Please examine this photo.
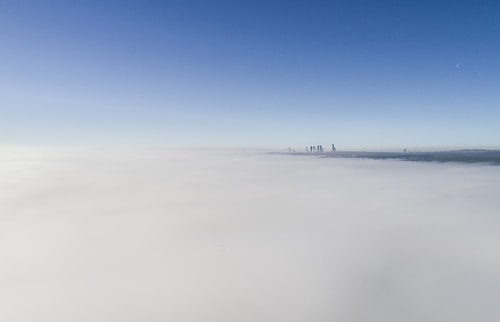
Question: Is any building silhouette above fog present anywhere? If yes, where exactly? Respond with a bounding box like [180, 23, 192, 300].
[287, 142, 338, 154]
[297, 143, 337, 153]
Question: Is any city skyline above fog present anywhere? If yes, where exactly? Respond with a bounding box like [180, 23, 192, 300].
[1, 1, 499, 149]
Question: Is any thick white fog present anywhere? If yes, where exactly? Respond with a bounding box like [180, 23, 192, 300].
[1, 147, 500, 322]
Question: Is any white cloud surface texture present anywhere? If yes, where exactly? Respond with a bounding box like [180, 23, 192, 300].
[1, 147, 500, 322]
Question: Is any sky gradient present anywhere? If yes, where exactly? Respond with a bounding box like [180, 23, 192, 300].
[1, 0, 499, 149]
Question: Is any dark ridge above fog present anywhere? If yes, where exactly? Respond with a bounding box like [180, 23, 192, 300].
[275, 149, 500, 165]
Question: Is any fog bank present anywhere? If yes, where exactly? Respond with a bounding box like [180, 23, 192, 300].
[1, 147, 500, 322]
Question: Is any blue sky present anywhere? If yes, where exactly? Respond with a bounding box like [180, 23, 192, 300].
[1, 0, 499, 149]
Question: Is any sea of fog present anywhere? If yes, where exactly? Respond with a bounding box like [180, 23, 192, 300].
[1, 146, 499, 322]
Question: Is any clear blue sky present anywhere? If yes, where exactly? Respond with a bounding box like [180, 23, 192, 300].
[1, 0, 499, 149]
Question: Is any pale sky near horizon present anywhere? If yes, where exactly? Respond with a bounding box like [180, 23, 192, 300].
[1, 0, 499, 149]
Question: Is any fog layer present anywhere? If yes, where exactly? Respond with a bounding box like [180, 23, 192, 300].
[1, 147, 499, 322]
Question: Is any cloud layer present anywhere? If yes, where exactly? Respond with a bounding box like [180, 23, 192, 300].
[1, 147, 500, 322]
